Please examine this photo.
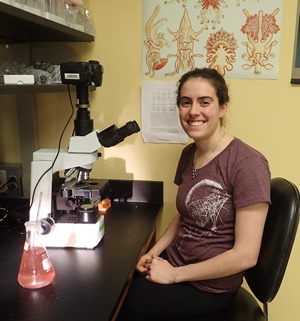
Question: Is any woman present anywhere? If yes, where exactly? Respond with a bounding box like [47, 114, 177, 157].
[117, 68, 271, 321]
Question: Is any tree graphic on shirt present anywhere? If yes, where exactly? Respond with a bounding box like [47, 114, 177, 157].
[177, 179, 230, 250]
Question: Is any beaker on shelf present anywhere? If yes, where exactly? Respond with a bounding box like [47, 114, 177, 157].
[18, 221, 55, 289]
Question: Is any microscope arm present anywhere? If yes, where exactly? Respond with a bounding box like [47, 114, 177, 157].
[29, 131, 101, 221]
[68, 130, 101, 153]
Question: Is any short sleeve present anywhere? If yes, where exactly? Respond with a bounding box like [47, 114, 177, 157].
[174, 143, 195, 186]
[232, 154, 271, 209]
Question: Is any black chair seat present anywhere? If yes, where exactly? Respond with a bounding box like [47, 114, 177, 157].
[225, 287, 265, 321]
[185, 287, 265, 321]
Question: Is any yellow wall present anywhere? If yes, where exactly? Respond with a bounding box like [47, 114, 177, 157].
[13, 1, 300, 320]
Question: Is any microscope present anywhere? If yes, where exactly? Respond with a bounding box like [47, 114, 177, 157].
[29, 60, 140, 249]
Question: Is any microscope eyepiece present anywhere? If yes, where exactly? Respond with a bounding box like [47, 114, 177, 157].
[97, 121, 140, 147]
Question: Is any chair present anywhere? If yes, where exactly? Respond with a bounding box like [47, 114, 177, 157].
[189, 177, 300, 321]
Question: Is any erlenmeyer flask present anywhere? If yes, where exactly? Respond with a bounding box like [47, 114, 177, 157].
[18, 221, 55, 289]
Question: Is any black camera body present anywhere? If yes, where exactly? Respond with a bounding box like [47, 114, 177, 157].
[60, 60, 103, 87]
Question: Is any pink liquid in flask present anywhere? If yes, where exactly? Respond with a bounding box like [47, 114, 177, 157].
[18, 221, 55, 289]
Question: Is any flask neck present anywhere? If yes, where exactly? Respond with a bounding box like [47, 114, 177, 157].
[24, 221, 42, 248]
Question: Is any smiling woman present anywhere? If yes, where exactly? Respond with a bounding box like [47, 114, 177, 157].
[116, 68, 271, 321]
[176, 68, 229, 168]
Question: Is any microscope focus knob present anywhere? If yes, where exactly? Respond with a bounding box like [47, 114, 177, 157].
[40, 217, 55, 235]
[66, 198, 76, 208]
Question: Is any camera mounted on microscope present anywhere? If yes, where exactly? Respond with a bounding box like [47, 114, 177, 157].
[60, 60, 104, 136]
[60, 60, 103, 87]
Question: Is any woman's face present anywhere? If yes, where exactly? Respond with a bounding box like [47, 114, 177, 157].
[178, 77, 227, 142]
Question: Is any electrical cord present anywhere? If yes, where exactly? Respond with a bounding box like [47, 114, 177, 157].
[29, 84, 74, 210]
[0, 176, 18, 193]
[0, 207, 8, 222]
[0, 180, 10, 192]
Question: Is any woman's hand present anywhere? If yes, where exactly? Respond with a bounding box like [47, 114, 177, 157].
[136, 213, 180, 275]
[145, 256, 176, 284]
[136, 253, 154, 274]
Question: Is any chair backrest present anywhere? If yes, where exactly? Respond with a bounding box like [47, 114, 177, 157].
[245, 177, 300, 303]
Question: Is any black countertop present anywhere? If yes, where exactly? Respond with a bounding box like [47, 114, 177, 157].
[0, 180, 163, 321]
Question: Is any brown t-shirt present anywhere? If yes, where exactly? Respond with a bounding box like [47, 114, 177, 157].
[166, 138, 271, 293]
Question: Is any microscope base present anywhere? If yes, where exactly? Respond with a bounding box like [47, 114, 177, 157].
[41, 215, 105, 249]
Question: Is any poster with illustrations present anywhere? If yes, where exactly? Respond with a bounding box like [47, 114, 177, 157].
[142, 0, 283, 79]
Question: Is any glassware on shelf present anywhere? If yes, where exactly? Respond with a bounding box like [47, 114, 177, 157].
[65, 0, 85, 31]
[18, 221, 55, 289]
[22, 0, 42, 15]
[42, 0, 66, 25]
[7, 0, 95, 34]
[10, 0, 24, 9]
[83, 3, 95, 36]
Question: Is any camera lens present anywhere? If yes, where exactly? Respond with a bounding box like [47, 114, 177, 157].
[97, 121, 140, 147]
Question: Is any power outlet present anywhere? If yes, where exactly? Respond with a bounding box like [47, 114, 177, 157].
[0, 169, 8, 192]
[0, 164, 23, 198]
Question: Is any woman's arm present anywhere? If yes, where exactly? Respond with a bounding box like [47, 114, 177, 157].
[136, 213, 180, 273]
[146, 202, 269, 284]
[149, 213, 180, 256]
